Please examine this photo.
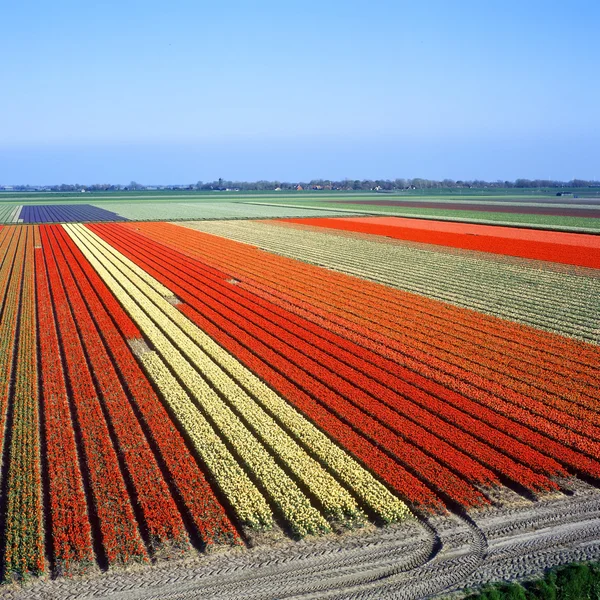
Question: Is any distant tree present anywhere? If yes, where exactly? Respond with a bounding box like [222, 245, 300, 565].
[571, 179, 590, 188]
[514, 179, 534, 188]
[411, 178, 427, 189]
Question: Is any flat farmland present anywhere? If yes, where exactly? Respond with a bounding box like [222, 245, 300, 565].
[2, 189, 600, 231]
[0, 214, 599, 599]
[0, 201, 356, 224]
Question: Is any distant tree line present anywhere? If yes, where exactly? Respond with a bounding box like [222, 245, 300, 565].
[192, 178, 600, 192]
[2, 178, 599, 193]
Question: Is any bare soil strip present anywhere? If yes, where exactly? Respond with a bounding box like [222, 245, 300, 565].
[3, 486, 600, 599]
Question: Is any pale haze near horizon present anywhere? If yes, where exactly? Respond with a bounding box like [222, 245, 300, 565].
[1, 0, 598, 185]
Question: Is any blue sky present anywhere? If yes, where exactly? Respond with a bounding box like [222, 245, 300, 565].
[1, 0, 599, 184]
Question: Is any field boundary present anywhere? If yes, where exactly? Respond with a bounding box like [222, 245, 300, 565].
[243, 202, 600, 234]
[3, 488, 600, 599]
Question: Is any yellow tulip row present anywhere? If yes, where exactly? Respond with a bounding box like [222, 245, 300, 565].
[77, 224, 410, 524]
[72, 226, 369, 523]
[66, 224, 411, 530]
[100, 230, 173, 299]
[140, 350, 273, 529]
[66, 224, 333, 536]
[65, 224, 272, 530]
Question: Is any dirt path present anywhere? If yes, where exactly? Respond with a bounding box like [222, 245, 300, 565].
[4, 485, 600, 599]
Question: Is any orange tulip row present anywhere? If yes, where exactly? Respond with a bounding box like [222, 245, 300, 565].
[114, 222, 600, 498]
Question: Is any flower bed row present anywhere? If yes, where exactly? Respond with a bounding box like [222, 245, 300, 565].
[2, 227, 45, 580]
[106, 222, 600, 483]
[51, 225, 241, 548]
[279, 216, 600, 269]
[41, 226, 148, 566]
[35, 238, 94, 576]
[92, 224, 560, 494]
[42, 225, 187, 551]
[20, 204, 128, 224]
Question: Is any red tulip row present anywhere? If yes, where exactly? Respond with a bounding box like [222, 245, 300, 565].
[2, 227, 45, 580]
[118, 222, 598, 419]
[200, 228, 600, 406]
[41, 225, 187, 551]
[52, 225, 241, 548]
[105, 223, 600, 483]
[127, 221, 600, 378]
[91, 224, 560, 496]
[87, 224, 449, 511]
[36, 239, 95, 575]
[41, 226, 148, 566]
[150, 227, 600, 432]
[280, 216, 600, 269]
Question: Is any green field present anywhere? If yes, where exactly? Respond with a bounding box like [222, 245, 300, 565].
[1, 189, 599, 231]
[1, 187, 599, 204]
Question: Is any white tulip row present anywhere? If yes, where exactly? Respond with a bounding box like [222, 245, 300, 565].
[66, 224, 337, 536]
[72, 224, 410, 524]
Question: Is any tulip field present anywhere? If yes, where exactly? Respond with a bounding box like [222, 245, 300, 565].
[0, 216, 599, 590]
